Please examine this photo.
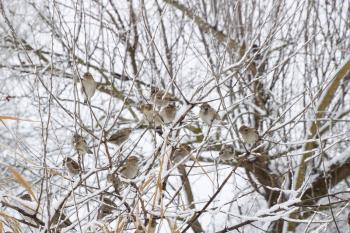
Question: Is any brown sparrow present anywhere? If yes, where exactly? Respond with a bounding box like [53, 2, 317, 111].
[119, 156, 139, 179]
[80, 72, 97, 103]
[199, 103, 221, 125]
[72, 133, 93, 155]
[219, 145, 236, 161]
[150, 87, 179, 107]
[106, 128, 132, 145]
[172, 144, 192, 164]
[159, 103, 177, 124]
[97, 197, 115, 219]
[239, 125, 259, 145]
[140, 103, 164, 127]
[63, 157, 81, 176]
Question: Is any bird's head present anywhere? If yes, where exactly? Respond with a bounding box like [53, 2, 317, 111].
[166, 103, 176, 110]
[150, 87, 159, 95]
[73, 133, 81, 140]
[220, 144, 235, 154]
[200, 103, 210, 111]
[83, 72, 94, 80]
[239, 125, 250, 133]
[179, 144, 192, 153]
[127, 156, 139, 164]
[63, 157, 72, 165]
[140, 103, 153, 112]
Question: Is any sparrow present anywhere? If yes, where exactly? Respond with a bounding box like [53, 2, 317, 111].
[97, 197, 115, 219]
[19, 193, 32, 201]
[199, 103, 221, 125]
[239, 125, 260, 145]
[63, 157, 81, 176]
[106, 128, 132, 145]
[150, 87, 179, 107]
[119, 156, 139, 179]
[72, 133, 93, 155]
[219, 145, 236, 161]
[159, 103, 177, 124]
[80, 72, 97, 103]
[140, 103, 164, 127]
[172, 144, 192, 164]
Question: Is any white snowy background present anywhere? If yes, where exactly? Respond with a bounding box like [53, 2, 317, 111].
[0, 0, 350, 232]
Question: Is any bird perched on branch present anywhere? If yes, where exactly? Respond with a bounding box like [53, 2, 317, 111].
[72, 133, 93, 155]
[119, 156, 139, 179]
[63, 157, 81, 176]
[159, 103, 177, 124]
[106, 128, 132, 145]
[150, 87, 179, 107]
[239, 125, 260, 145]
[80, 72, 97, 103]
[219, 145, 236, 161]
[199, 103, 221, 125]
[172, 144, 192, 164]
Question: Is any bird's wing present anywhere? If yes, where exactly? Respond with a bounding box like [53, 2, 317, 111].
[108, 133, 121, 141]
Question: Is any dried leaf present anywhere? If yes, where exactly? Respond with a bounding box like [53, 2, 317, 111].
[8, 166, 37, 202]
[0, 211, 22, 233]
[0, 116, 38, 122]
[140, 176, 153, 192]
[115, 218, 125, 233]
[0, 116, 18, 120]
